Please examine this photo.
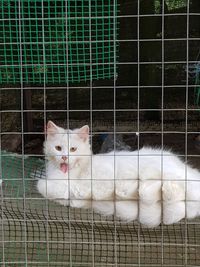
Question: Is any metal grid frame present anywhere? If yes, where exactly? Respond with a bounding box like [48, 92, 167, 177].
[1, 0, 200, 266]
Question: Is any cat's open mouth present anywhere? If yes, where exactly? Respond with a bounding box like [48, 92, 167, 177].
[60, 163, 69, 173]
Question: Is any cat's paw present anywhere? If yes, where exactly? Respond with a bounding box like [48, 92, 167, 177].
[116, 181, 138, 200]
[139, 181, 161, 204]
[92, 181, 114, 201]
[116, 201, 138, 221]
[93, 201, 114, 216]
[186, 201, 200, 219]
[162, 181, 185, 202]
[56, 199, 69, 206]
[163, 201, 185, 224]
[37, 179, 69, 205]
[71, 181, 91, 200]
[70, 199, 91, 209]
[139, 201, 161, 228]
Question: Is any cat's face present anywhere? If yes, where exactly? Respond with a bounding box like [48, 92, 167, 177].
[44, 121, 91, 174]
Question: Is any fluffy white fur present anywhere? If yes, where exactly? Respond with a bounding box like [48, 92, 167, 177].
[37, 121, 200, 228]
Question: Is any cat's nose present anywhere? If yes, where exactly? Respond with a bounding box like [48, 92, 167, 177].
[62, 156, 67, 161]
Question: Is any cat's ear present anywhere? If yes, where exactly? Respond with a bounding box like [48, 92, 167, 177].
[77, 125, 89, 142]
[46, 121, 59, 135]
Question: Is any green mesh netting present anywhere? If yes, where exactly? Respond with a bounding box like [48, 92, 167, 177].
[0, 0, 119, 85]
[1, 151, 44, 197]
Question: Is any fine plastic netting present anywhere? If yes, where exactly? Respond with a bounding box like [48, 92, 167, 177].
[0, 0, 119, 85]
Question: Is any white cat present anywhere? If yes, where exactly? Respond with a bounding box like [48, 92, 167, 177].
[37, 121, 139, 220]
[37, 121, 200, 227]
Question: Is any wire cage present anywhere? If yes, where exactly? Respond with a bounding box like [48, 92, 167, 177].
[1, 0, 200, 266]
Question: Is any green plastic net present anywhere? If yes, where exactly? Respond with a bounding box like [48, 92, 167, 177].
[0, 0, 119, 85]
[1, 151, 44, 197]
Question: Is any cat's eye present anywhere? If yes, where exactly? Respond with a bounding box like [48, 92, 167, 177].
[70, 147, 77, 152]
[55, 146, 62, 151]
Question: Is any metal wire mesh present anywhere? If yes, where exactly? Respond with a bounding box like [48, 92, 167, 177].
[1, 152, 200, 266]
[1, 0, 200, 266]
[2, 142, 200, 267]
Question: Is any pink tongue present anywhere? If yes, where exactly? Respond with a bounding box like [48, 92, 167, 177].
[60, 163, 68, 173]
